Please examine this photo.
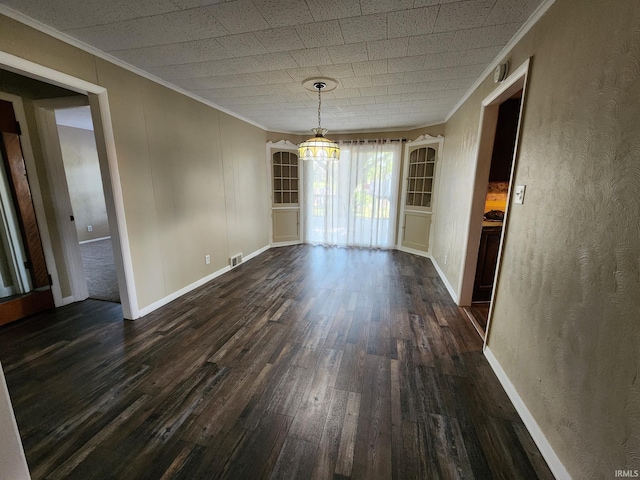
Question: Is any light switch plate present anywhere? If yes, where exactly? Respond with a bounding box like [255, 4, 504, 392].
[514, 185, 526, 204]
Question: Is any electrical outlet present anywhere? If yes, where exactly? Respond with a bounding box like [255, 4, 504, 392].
[205, 255, 211, 265]
[87, 225, 93, 232]
[444, 254, 448, 265]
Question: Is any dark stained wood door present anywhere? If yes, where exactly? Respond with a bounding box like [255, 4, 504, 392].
[0, 98, 53, 325]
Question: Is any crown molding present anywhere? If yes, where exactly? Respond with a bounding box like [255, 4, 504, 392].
[0, 4, 268, 132]
[445, 0, 556, 123]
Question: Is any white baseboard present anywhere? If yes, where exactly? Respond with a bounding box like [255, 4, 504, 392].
[136, 244, 270, 318]
[243, 244, 270, 262]
[270, 240, 302, 248]
[484, 346, 571, 480]
[396, 245, 430, 258]
[78, 236, 111, 244]
[429, 256, 459, 304]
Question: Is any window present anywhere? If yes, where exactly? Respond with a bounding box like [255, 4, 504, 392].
[405, 147, 435, 209]
[303, 141, 401, 248]
[272, 151, 299, 205]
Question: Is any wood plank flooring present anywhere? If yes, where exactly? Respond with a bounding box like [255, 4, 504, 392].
[0, 245, 554, 479]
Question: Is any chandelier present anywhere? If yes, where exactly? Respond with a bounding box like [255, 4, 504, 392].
[298, 79, 340, 161]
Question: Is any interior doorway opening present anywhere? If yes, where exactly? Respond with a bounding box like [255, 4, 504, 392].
[465, 92, 522, 336]
[458, 59, 531, 341]
[0, 50, 137, 319]
[54, 105, 119, 303]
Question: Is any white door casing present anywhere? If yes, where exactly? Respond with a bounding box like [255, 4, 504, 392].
[34, 97, 91, 305]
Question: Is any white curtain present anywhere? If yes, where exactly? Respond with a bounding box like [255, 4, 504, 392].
[303, 140, 401, 248]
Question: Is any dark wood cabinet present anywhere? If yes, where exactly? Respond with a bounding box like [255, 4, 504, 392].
[472, 225, 502, 302]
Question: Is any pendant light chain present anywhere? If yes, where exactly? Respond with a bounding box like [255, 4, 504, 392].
[297, 78, 340, 161]
[317, 84, 322, 130]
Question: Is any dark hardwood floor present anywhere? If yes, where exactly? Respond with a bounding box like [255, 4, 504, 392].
[464, 303, 491, 338]
[0, 245, 553, 479]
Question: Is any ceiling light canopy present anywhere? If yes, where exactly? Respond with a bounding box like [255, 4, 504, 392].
[298, 78, 340, 161]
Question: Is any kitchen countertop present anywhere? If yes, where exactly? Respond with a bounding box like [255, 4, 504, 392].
[482, 220, 503, 228]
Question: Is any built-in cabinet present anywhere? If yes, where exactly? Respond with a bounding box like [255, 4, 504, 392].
[267, 141, 301, 245]
[472, 224, 502, 302]
[398, 135, 443, 254]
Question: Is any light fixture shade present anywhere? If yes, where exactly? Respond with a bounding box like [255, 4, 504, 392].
[298, 128, 340, 161]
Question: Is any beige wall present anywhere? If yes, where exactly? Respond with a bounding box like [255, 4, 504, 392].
[0, 14, 269, 310]
[0, 362, 30, 480]
[432, 0, 640, 477]
[57, 125, 110, 242]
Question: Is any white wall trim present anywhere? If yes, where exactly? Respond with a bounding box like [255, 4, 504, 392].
[0, 4, 267, 132]
[87, 92, 138, 319]
[484, 347, 571, 480]
[137, 265, 232, 318]
[396, 245, 430, 259]
[78, 236, 111, 245]
[271, 240, 302, 248]
[33, 103, 89, 304]
[429, 255, 459, 304]
[445, 0, 556, 123]
[242, 244, 270, 263]
[137, 244, 270, 318]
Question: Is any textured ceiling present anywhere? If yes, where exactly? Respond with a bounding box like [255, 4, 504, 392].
[2, 0, 544, 133]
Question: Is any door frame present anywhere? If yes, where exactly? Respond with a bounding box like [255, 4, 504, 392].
[0, 91, 61, 298]
[266, 140, 304, 247]
[0, 99, 32, 297]
[396, 133, 444, 257]
[458, 58, 531, 343]
[0, 50, 138, 319]
[33, 96, 92, 305]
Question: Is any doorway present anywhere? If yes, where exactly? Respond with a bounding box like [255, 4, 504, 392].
[459, 59, 531, 341]
[51, 105, 119, 303]
[466, 93, 522, 335]
[0, 50, 137, 319]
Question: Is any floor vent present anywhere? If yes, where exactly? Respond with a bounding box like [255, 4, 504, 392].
[230, 253, 242, 267]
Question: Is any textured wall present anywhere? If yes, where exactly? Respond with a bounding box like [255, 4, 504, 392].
[433, 0, 640, 477]
[57, 125, 110, 242]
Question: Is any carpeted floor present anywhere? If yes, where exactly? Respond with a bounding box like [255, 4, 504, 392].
[79, 238, 120, 303]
